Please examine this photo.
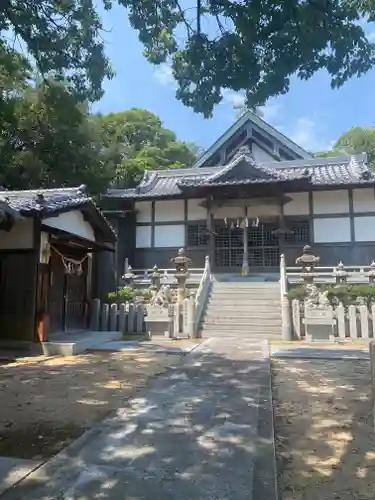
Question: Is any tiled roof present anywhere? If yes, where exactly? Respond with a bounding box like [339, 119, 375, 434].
[105, 153, 374, 200]
[0, 186, 117, 241]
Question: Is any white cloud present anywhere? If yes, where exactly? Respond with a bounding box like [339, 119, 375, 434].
[280, 117, 333, 152]
[221, 89, 246, 108]
[367, 31, 375, 42]
[259, 101, 282, 124]
[153, 63, 176, 87]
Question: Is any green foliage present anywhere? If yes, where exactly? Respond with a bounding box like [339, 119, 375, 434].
[315, 126, 375, 164]
[288, 283, 375, 307]
[93, 109, 197, 187]
[107, 287, 135, 304]
[107, 287, 153, 304]
[119, 0, 375, 117]
[0, 0, 113, 102]
[3, 1, 375, 117]
[0, 80, 114, 193]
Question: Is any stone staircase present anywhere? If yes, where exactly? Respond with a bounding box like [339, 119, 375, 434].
[200, 279, 282, 339]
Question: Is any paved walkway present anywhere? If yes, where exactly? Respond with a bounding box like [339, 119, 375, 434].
[0, 338, 272, 500]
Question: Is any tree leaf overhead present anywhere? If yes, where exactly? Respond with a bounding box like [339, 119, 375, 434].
[119, 0, 375, 117]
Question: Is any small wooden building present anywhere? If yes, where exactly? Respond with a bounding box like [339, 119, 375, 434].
[0, 186, 117, 345]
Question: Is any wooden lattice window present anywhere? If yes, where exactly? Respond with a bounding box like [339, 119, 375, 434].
[187, 223, 208, 247]
[285, 220, 310, 243]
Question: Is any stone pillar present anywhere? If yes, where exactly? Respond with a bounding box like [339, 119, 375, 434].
[370, 341, 375, 427]
[242, 205, 249, 276]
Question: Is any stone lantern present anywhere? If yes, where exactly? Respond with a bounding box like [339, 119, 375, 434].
[123, 265, 135, 287]
[334, 261, 348, 285]
[170, 248, 191, 303]
[150, 265, 161, 291]
[368, 261, 375, 284]
[296, 245, 320, 284]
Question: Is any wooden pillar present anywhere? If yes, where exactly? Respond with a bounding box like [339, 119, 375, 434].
[242, 205, 249, 276]
[206, 197, 214, 268]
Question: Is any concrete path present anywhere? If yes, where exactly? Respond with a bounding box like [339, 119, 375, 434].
[0, 458, 41, 496]
[0, 337, 274, 500]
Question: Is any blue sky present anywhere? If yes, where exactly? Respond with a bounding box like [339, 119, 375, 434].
[94, 3, 375, 154]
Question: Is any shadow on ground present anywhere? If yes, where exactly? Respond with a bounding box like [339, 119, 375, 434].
[0, 339, 275, 500]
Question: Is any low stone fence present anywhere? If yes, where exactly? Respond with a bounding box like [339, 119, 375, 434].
[89, 297, 197, 337]
[90, 299, 146, 334]
[291, 299, 375, 340]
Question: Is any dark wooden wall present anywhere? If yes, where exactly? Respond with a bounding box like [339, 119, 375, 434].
[0, 250, 37, 341]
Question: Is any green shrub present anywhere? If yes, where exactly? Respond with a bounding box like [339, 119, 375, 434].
[288, 282, 375, 307]
[107, 286, 135, 304]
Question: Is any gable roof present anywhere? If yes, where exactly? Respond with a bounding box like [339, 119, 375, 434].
[104, 152, 373, 200]
[193, 110, 313, 169]
[0, 186, 117, 243]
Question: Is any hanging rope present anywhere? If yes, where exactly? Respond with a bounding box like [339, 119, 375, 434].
[51, 245, 88, 276]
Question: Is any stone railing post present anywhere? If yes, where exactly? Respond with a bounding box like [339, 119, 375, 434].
[280, 254, 292, 341]
[369, 340, 375, 427]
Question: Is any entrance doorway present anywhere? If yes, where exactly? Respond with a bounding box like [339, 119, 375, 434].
[214, 221, 279, 270]
[49, 250, 88, 332]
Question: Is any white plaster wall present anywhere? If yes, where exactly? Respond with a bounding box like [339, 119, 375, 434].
[352, 188, 375, 213]
[187, 199, 206, 221]
[252, 142, 275, 162]
[313, 190, 349, 214]
[354, 216, 375, 242]
[44, 210, 95, 241]
[284, 193, 310, 216]
[0, 218, 34, 250]
[154, 200, 185, 222]
[154, 224, 185, 248]
[136, 225, 152, 248]
[135, 201, 152, 223]
[313, 217, 351, 243]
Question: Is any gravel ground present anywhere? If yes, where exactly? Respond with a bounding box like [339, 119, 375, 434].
[273, 357, 375, 500]
[0, 350, 182, 460]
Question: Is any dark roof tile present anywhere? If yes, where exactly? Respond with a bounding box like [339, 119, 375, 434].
[104, 153, 373, 199]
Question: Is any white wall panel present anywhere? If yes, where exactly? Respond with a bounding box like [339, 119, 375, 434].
[354, 216, 375, 242]
[0, 218, 34, 250]
[284, 193, 310, 216]
[154, 224, 185, 248]
[135, 201, 152, 223]
[187, 199, 206, 221]
[43, 210, 95, 241]
[352, 188, 375, 213]
[313, 190, 349, 214]
[252, 142, 275, 162]
[154, 200, 184, 222]
[313, 217, 351, 243]
[136, 225, 152, 248]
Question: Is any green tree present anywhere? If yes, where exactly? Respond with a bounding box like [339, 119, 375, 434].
[0, 0, 113, 102]
[0, 80, 114, 193]
[2, 2, 375, 118]
[316, 127, 375, 164]
[118, 0, 375, 117]
[94, 109, 197, 187]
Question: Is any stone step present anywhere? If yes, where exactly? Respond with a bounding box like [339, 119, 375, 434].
[203, 314, 281, 321]
[210, 291, 280, 297]
[201, 324, 281, 331]
[207, 300, 281, 307]
[212, 288, 280, 295]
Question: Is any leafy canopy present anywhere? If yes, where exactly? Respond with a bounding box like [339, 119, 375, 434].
[316, 126, 375, 164]
[94, 109, 197, 187]
[2, 1, 375, 117]
[119, 0, 375, 116]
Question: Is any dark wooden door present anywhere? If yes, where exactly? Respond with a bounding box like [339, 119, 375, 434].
[49, 251, 88, 332]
